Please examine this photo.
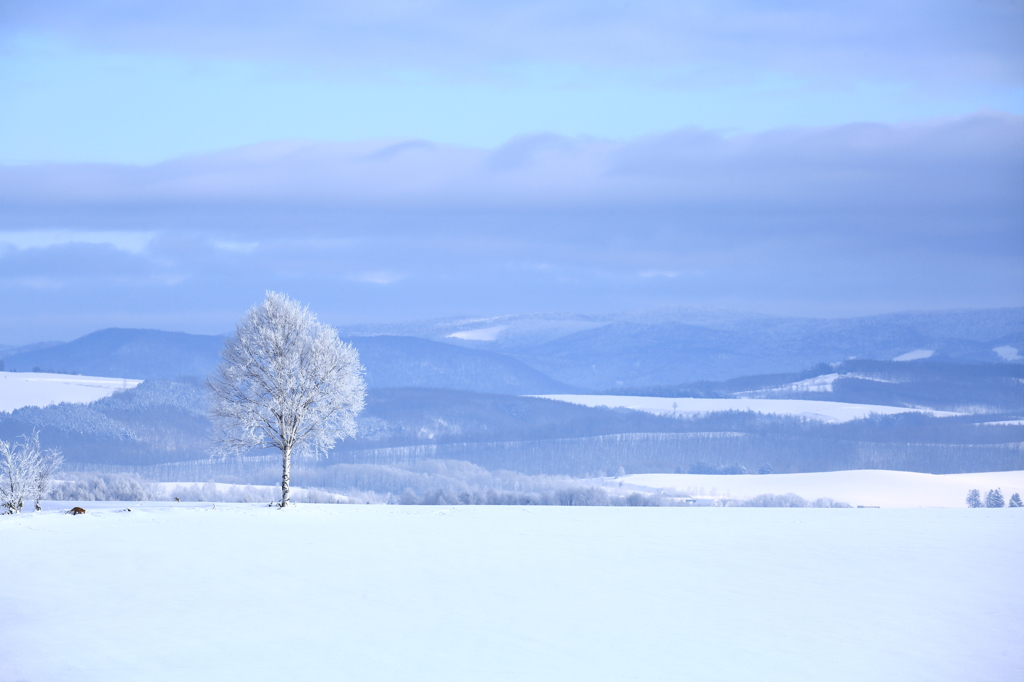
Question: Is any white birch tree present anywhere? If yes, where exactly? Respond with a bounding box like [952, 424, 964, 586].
[208, 291, 366, 507]
[0, 430, 63, 514]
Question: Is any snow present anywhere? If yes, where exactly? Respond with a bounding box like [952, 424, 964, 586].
[152, 481, 349, 502]
[893, 349, 935, 361]
[535, 394, 958, 423]
[994, 345, 1021, 361]
[773, 372, 841, 392]
[0, 371, 142, 413]
[155, 481, 283, 495]
[620, 469, 1024, 508]
[736, 372, 895, 396]
[447, 325, 506, 341]
[1, 504, 1021, 681]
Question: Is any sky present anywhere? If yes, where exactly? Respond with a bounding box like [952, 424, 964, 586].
[1, 0, 1023, 344]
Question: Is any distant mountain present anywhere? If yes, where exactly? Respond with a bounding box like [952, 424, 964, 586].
[349, 307, 1023, 389]
[1, 328, 572, 394]
[339, 307, 1023, 349]
[2, 329, 226, 380]
[605, 359, 1024, 414]
[6, 306, 1022, 391]
[336, 307, 775, 349]
[346, 336, 571, 394]
[0, 341, 65, 360]
[512, 314, 1024, 388]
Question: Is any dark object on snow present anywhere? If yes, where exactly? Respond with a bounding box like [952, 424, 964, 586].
[68, 507, 86, 515]
[174, 497, 180, 502]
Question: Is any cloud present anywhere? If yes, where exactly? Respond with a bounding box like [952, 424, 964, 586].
[0, 230, 155, 253]
[0, 242, 166, 285]
[1, 114, 1020, 215]
[0, 116, 1020, 342]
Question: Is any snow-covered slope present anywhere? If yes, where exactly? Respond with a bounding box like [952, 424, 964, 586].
[536, 394, 958, 422]
[0, 371, 142, 413]
[620, 469, 1024, 508]
[2, 505, 1021, 682]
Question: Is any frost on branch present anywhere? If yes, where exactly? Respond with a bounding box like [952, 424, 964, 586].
[207, 291, 366, 507]
[0, 430, 63, 514]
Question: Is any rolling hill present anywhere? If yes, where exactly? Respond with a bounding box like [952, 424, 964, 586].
[1, 328, 572, 394]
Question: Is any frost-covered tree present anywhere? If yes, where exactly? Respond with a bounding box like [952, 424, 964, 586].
[208, 292, 366, 507]
[1009, 493, 1023, 508]
[0, 430, 63, 514]
[985, 488, 1005, 508]
[0, 439, 33, 514]
[966, 489, 982, 508]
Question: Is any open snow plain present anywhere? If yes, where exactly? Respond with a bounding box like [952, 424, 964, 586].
[537, 394, 959, 422]
[0, 371, 141, 412]
[622, 470, 1024, 508]
[2, 504, 1022, 682]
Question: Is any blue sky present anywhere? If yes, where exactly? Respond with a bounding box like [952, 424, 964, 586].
[1, 0, 1022, 343]
[3, 0, 1022, 163]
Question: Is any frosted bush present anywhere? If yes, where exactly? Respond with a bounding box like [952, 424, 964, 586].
[1, 431, 63, 513]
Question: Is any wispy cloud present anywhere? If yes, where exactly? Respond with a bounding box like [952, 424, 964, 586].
[0, 230, 156, 253]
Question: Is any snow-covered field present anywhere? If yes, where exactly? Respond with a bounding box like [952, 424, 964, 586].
[153, 481, 349, 503]
[620, 469, 1024, 508]
[536, 394, 959, 422]
[0, 370, 141, 412]
[2, 504, 1022, 682]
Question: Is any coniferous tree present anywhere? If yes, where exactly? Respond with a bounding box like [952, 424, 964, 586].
[985, 489, 1005, 508]
[1009, 493, 1023, 508]
[966, 489, 982, 508]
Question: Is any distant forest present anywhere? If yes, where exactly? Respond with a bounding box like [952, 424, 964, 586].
[4, 363, 1021, 487]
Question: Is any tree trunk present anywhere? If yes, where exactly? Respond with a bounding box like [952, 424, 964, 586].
[280, 444, 292, 508]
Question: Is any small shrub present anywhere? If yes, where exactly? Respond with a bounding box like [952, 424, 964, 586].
[625, 492, 661, 507]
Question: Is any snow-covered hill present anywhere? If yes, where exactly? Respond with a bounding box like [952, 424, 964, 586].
[2, 505, 1021, 682]
[536, 394, 958, 422]
[0, 371, 141, 413]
